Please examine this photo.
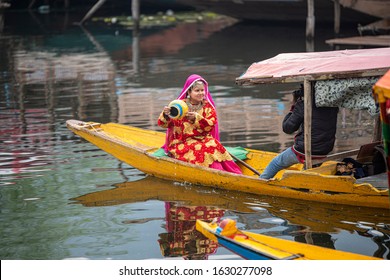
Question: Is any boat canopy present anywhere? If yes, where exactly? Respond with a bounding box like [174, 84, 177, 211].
[236, 47, 390, 169]
[236, 47, 390, 85]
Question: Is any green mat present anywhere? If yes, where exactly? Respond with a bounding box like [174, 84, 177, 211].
[152, 148, 168, 157]
[152, 146, 248, 161]
[225, 146, 248, 160]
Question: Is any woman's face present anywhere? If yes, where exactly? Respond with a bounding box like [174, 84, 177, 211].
[188, 83, 205, 104]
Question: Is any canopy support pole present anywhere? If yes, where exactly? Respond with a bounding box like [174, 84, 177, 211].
[304, 79, 313, 169]
[306, 0, 315, 38]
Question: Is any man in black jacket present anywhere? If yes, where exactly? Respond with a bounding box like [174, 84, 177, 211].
[259, 85, 339, 179]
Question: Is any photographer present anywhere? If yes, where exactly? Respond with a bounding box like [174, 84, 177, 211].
[259, 84, 339, 179]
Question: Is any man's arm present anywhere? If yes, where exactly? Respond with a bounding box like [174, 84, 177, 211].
[282, 99, 304, 134]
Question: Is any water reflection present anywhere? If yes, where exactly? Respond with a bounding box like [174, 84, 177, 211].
[1, 17, 377, 151]
[0, 11, 388, 260]
[72, 177, 390, 259]
[294, 232, 336, 249]
[158, 203, 222, 259]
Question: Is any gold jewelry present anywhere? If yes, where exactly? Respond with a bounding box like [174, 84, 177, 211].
[186, 99, 203, 112]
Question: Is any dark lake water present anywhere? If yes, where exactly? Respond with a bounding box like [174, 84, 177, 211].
[0, 9, 389, 260]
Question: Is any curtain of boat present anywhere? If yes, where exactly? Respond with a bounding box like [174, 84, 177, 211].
[314, 77, 380, 116]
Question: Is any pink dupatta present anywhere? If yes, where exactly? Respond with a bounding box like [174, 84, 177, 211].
[162, 74, 220, 152]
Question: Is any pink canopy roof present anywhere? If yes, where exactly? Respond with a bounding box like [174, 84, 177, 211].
[236, 47, 390, 86]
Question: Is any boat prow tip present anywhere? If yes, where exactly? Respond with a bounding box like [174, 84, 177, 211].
[66, 119, 102, 129]
[66, 119, 85, 129]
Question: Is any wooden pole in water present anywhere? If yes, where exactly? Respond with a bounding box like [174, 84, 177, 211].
[78, 0, 107, 25]
[306, 0, 315, 38]
[132, 29, 140, 73]
[132, 0, 140, 30]
[0, 11, 3, 33]
[303, 79, 312, 169]
[334, 0, 341, 34]
[28, 0, 36, 10]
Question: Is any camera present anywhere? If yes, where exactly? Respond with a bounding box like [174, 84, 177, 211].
[292, 84, 304, 100]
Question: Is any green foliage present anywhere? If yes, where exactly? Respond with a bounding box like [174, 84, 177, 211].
[93, 11, 227, 28]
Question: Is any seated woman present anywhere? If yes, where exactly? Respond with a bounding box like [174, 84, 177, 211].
[157, 74, 242, 174]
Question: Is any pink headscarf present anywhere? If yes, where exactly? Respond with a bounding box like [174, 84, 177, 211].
[162, 74, 220, 152]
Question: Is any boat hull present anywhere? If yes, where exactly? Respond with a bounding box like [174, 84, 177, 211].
[196, 220, 381, 260]
[66, 120, 390, 209]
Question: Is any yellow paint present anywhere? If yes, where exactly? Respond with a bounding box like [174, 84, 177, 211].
[66, 120, 390, 209]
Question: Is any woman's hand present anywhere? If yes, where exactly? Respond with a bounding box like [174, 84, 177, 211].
[186, 112, 197, 122]
[163, 106, 171, 116]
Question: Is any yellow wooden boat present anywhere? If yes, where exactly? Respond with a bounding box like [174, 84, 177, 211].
[66, 119, 389, 209]
[196, 219, 381, 260]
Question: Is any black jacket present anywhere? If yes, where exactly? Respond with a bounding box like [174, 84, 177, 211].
[282, 97, 338, 156]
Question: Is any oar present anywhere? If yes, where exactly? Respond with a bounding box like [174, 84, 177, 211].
[229, 153, 261, 176]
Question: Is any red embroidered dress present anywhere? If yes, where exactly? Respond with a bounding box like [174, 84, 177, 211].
[158, 100, 234, 167]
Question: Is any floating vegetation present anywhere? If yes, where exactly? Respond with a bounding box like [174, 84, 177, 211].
[92, 10, 232, 28]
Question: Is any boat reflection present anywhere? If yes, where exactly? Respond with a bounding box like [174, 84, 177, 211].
[71, 176, 390, 259]
[71, 176, 256, 211]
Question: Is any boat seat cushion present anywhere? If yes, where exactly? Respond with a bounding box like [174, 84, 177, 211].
[225, 146, 248, 161]
[151, 148, 167, 157]
[151, 146, 248, 161]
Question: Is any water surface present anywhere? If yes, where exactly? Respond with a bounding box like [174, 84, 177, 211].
[0, 10, 389, 260]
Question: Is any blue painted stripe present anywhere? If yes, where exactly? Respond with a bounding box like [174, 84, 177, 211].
[176, 104, 183, 117]
[216, 236, 272, 260]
